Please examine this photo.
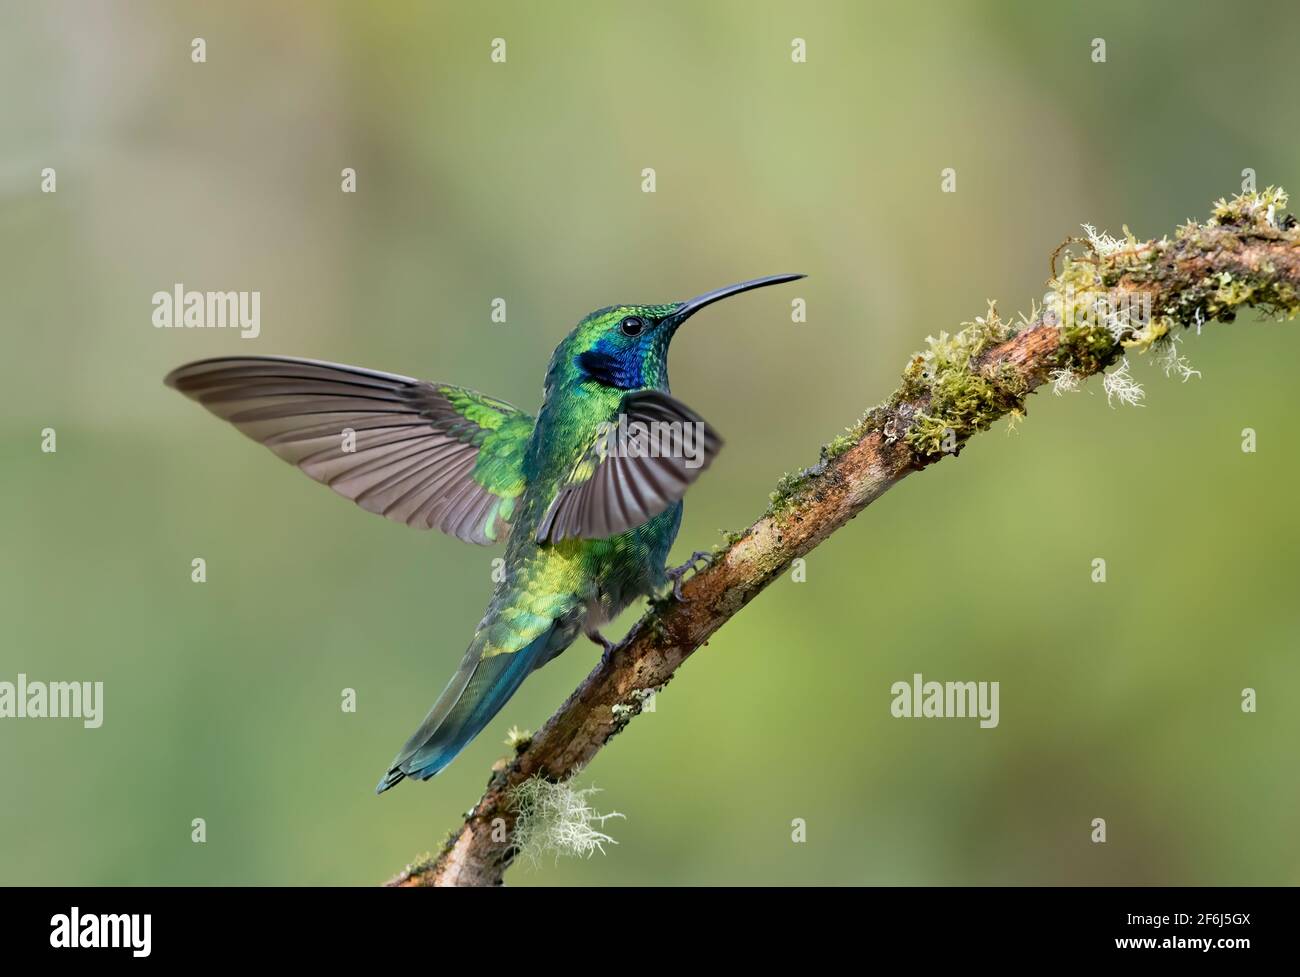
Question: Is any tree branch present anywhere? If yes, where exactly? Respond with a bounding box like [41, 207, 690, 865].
[387, 189, 1300, 886]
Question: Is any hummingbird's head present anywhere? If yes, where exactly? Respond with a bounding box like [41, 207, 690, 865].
[548, 274, 805, 394]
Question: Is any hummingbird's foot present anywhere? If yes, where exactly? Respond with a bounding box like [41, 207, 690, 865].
[586, 629, 616, 662]
[665, 550, 714, 601]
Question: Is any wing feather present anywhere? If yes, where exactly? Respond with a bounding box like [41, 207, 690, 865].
[166, 356, 533, 544]
[536, 389, 722, 543]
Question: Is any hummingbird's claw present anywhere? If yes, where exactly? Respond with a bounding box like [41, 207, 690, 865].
[665, 550, 714, 601]
[587, 629, 616, 663]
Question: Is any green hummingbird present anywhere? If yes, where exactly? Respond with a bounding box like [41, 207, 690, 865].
[165, 273, 802, 791]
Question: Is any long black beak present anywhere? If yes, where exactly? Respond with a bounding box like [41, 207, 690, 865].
[669, 273, 805, 325]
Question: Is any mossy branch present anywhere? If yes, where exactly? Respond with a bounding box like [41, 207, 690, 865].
[387, 189, 1300, 887]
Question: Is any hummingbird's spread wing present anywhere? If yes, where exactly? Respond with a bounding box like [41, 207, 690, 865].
[166, 356, 533, 544]
[535, 389, 722, 543]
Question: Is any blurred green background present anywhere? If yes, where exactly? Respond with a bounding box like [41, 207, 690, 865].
[2, 0, 1298, 885]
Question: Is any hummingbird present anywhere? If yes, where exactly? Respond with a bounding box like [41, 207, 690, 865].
[164, 273, 803, 791]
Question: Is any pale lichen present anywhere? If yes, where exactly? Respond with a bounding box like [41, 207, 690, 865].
[508, 778, 623, 866]
[1048, 368, 1082, 396]
[1102, 357, 1145, 408]
[1043, 188, 1295, 406]
[1156, 331, 1201, 383]
[610, 702, 634, 720]
[1082, 222, 1124, 257]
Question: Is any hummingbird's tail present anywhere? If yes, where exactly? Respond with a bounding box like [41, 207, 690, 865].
[375, 628, 557, 793]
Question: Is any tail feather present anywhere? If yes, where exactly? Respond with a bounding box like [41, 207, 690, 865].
[375, 629, 555, 793]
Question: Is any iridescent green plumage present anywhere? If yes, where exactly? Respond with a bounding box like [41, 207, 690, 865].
[164, 275, 802, 789]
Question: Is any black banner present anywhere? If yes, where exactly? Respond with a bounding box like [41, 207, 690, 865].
[2, 885, 1280, 963]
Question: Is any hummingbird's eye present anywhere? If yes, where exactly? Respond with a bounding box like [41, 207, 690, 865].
[619, 315, 646, 337]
